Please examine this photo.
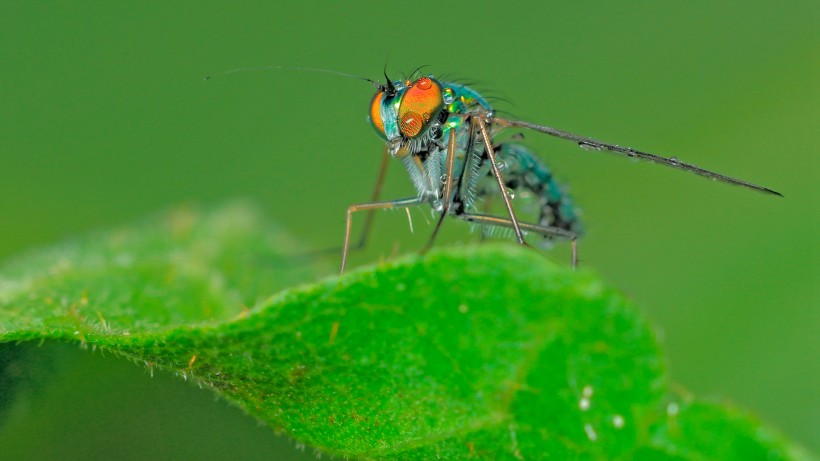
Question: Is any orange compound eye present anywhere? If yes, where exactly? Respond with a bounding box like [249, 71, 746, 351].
[369, 91, 386, 138]
[399, 112, 424, 137]
[398, 77, 443, 138]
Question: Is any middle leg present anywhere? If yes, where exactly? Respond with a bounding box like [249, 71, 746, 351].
[474, 116, 526, 244]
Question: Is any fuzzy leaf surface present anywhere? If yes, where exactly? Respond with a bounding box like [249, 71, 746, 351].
[0, 204, 808, 460]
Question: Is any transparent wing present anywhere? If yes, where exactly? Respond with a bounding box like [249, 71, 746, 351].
[492, 116, 782, 196]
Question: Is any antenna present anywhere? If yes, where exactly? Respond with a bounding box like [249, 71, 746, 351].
[204, 65, 384, 91]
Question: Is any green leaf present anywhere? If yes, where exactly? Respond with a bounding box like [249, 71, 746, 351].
[634, 398, 815, 461]
[0, 203, 809, 460]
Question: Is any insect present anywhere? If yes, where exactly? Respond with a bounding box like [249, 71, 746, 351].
[339, 69, 780, 273]
[205, 66, 781, 273]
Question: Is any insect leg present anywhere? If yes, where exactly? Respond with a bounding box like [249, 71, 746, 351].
[491, 116, 781, 196]
[420, 129, 458, 254]
[354, 148, 391, 251]
[299, 150, 390, 260]
[474, 116, 527, 244]
[341, 197, 424, 274]
[495, 142, 583, 235]
[458, 212, 579, 269]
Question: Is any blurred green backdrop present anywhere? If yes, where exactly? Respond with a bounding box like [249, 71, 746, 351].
[1, 1, 817, 459]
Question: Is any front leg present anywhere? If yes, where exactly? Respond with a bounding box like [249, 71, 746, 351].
[341, 197, 424, 274]
[420, 128, 458, 255]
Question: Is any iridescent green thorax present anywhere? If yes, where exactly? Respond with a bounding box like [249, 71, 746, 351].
[443, 81, 492, 114]
[441, 81, 492, 133]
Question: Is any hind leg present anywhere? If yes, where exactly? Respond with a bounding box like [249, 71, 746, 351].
[458, 212, 579, 269]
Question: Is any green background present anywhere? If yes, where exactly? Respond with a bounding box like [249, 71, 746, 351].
[1, 1, 817, 459]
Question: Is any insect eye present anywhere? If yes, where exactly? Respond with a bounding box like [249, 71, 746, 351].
[369, 91, 387, 139]
[398, 77, 443, 138]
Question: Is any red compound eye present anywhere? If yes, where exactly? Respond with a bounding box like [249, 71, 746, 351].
[398, 77, 443, 138]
